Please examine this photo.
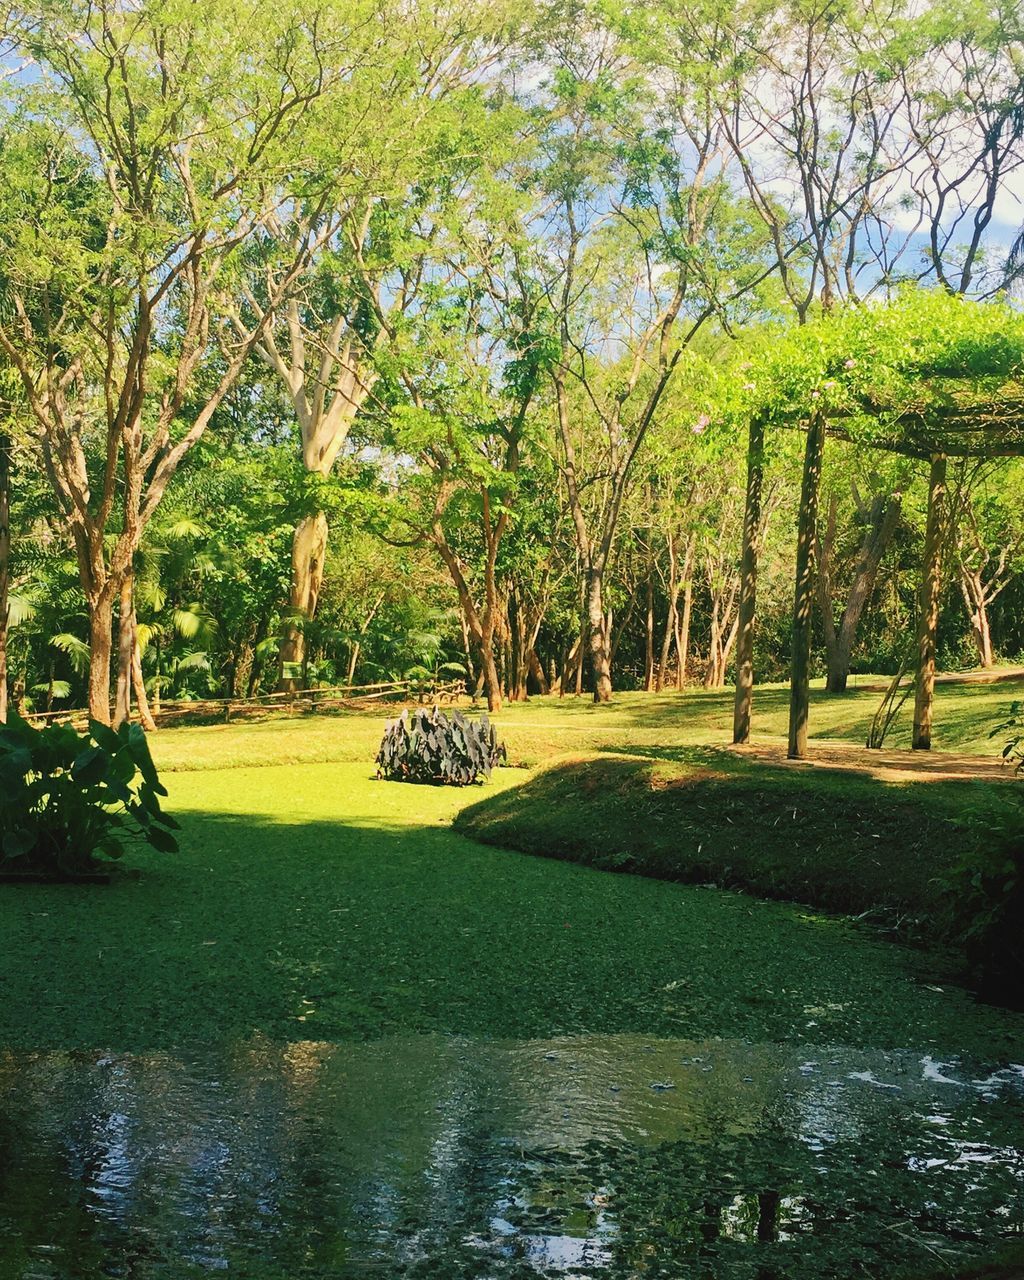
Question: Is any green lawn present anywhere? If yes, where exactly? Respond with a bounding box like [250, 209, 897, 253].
[147, 675, 1024, 773]
[0, 682, 1021, 1058]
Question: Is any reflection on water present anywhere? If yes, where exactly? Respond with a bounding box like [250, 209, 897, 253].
[1, 1034, 1023, 1278]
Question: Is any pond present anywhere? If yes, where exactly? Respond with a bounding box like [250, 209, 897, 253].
[2, 1031, 1023, 1278]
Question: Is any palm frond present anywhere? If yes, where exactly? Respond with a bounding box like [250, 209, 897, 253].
[50, 632, 91, 674]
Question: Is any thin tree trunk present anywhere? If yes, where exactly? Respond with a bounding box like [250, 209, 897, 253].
[975, 599, 994, 668]
[656, 533, 680, 692]
[913, 454, 948, 751]
[821, 488, 902, 692]
[132, 626, 157, 732]
[788, 410, 826, 760]
[87, 589, 116, 725]
[559, 634, 580, 696]
[279, 509, 329, 692]
[113, 573, 134, 729]
[528, 649, 549, 695]
[587, 565, 612, 702]
[644, 575, 656, 691]
[0, 431, 10, 724]
[733, 415, 765, 743]
[960, 567, 995, 667]
[676, 563, 693, 691]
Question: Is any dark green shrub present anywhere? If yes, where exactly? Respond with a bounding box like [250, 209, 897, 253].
[992, 700, 1024, 772]
[376, 706, 505, 786]
[943, 796, 1023, 1002]
[0, 713, 179, 877]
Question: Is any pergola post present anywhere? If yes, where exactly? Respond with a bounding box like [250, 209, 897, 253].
[788, 408, 826, 760]
[912, 452, 947, 751]
[733, 413, 765, 744]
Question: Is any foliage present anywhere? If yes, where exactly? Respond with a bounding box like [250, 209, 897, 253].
[0, 714, 178, 877]
[376, 706, 505, 785]
[942, 795, 1024, 997]
[991, 699, 1024, 772]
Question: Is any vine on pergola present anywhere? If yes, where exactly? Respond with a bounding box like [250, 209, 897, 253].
[710, 290, 1024, 758]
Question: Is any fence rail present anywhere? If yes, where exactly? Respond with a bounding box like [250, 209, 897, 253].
[22, 678, 467, 729]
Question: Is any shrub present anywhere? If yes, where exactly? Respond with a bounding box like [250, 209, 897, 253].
[992, 700, 1024, 772]
[0, 713, 179, 878]
[943, 795, 1023, 1002]
[376, 706, 505, 786]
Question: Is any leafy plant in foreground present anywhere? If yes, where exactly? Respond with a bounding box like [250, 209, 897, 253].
[376, 706, 505, 786]
[0, 713, 179, 877]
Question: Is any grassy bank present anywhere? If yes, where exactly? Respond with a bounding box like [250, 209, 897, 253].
[455, 748, 1012, 934]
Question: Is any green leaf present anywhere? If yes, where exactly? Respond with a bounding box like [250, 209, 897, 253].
[3, 828, 35, 859]
[71, 745, 108, 785]
[89, 720, 120, 753]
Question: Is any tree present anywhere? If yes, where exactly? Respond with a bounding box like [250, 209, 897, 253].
[950, 460, 1024, 667]
[528, 15, 773, 700]
[0, 0, 409, 721]
[225, 0, 522, 689]
[817, 467, 905, 691]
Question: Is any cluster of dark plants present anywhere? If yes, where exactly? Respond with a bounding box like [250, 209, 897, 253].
[0, 713, 179, 879]
[376, 706, 505, 786]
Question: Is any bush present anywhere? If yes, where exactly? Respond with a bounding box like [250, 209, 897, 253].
[0, 713, 179, 878]
[992, 700, 1024, 772]
[376, 706, 505, 786]
[943, 796, 1024, 1002]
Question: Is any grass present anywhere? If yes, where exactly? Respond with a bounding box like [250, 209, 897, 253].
[455, 750, 1013, 933]
[0, 681, 1022, 1059]
[144, 679, 1022, 942]
[147, 674, 1023, 773]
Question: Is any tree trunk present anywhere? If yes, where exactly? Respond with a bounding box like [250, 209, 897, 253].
[113, 573, 135, 729]
[87, 588, 116, 725]
[913, 454, 948, 751]
[676, 565, 693, 690]
[975, 598, 994, 668]
[528, 648, 549, 695]
[788, 410, 826, 760]
[644, 576, 656, 691]
[279, 509, 329, 692]
[733, 415, 765, 743]
[960, 566, 995, 668]
[821, 487, 902, 692]
[587, 565, 612, 702]
[0, 431, 10, 724]
[132, 626, 157, 732]
[656, 533, 680, 693]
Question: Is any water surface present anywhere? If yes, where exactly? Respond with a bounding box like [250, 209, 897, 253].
[2, 1033, 1022, 1278]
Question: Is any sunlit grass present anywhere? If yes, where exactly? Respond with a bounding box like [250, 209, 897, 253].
[148, 675, 1024, 773]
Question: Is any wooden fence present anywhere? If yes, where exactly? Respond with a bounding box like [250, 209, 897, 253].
[24, 678, 467, 730]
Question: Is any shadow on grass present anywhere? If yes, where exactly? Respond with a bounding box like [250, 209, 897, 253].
[456, 753, 1015, 936]
[4, 793, 1021, 1059]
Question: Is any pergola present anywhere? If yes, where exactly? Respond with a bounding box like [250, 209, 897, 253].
[730, 367, 1024, 759]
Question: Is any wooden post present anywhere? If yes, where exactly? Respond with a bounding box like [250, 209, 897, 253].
[912, 453, 947, 751]
[788, 409, 826, 759]
[733, 414, 765, 744]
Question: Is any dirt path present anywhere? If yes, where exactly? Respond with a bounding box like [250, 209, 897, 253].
[853, 665, 1024, 693]
[728, 738, 1017, 784]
